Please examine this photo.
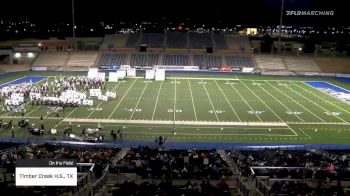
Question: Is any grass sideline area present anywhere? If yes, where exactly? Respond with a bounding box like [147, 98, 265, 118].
[0, 71, 350, 144]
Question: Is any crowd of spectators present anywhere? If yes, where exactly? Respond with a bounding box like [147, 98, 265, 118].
[0, 144, 118, 176]
[229, 148, 350, 178]
[268, 180, 344, 196]
[2, 143, 350, 195]
[228, 148, 350, 195]
[111, 146, 233, 180]
[111, 178, 231, 196]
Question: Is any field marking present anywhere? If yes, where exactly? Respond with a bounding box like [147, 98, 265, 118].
[3, 115, 350, 126]
[0, 111, 11, 118]
[23, 106, 42, 117]
[53, 107, 79, 128]
[284, 81, 349, 124]
[151, 81, 163, 120]
[299, 129, 312, 139]
[214, 80, 241, 122]
[265, 81, 327, 123]
[201, 79, 219, 121]
[188, 79, 198, 121]
[227, 80, 262, 121]
[63, 118, 289, 126]
[173, 78, 177, 122]
[87, 81, 122, 118]
[129, 80, 150, 120]
[0, 76, 26, 88]
[324, 81, 350, 93]
[240, 80, 284, 122]
[167, 77, 239, 81]
[108, 79, 138, 119]
[70, 123, 291, 129]
[286, 124, 299, 136]
[120, 131, 297, 137]
[294, 82, 350, 114]
[258, 82, 305, 123]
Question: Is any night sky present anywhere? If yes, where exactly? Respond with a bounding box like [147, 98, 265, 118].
[0, 0, 348, 26]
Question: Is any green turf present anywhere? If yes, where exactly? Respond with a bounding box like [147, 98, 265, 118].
[1, 71, 350, 144]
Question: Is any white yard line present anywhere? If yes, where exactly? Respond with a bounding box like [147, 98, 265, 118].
[0, 110, 13, 118]
[63, 117, 289, 126]
[299, 128, 312, 139]
[258, 82, 305, 123]
[87, 82, 122, 118]
[294, 82, 350, 114]
[227, 80, 262, 121]
[324, 81, 350, 93]
[173, 79, 177, 122]
[239, 80, 284, 122]
[167, 77, 239, 81]
[73, 123, 291, 129]
[187, 79, 198, 121]
[121, 131, 296, 137]
[151, 81, 163, 120]
[3, 115, 349, 125]
[266, 81, 327, 123]
[201, 79, 219, 122]
[0, 76, 26, 88]
[108, 79, 138, 119]
[129, 80, 149, 120]
[285, 124, 299, 137]
[284, 81, 349, 124]
[54, 107, 79, 128]
[214, 80, 241, 122]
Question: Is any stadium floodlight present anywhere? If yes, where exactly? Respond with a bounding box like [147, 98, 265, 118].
[27, 52, 34, 58]
[14, 52, 21, 58]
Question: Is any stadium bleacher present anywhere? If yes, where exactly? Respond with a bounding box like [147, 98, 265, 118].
[163, 54, 190, 65]
[225, 55, 254, 68]
[166, 32, 187, 48]
[141, 33, 164, 48]
[284, 57, 321, 73]
[189, 33, 212, 49]
[224, 35, 251, 52]
[2, 1, 350, 195]
[125, 33, 141, 48]
[193, 55, 223, 67]
[101, 34, 129, 49]
[130, 53, 160, 66]
[32, 52, 69, 69]
[66, 52, 98, 67]
[213, 33, 229, 49]
[228, 148, 350, 195]
[315, 57, 350, 74]
[98, 53, 128, 67]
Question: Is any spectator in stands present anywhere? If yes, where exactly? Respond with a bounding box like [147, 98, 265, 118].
[11, 126, 15, 138]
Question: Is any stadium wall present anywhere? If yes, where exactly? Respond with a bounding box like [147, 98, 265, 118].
[3, 138, 350, 150]
[165, 48, 188, 53]
[100, 48, 137, 53]
[0, 64, 30, 73]
[189, 49, 206, 54]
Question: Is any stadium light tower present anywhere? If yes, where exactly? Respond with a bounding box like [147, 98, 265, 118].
[278, 0, 285, 55]
[72, 0, 77, 51]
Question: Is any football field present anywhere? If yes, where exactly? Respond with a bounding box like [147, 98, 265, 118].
[1, 73, 350, 144]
